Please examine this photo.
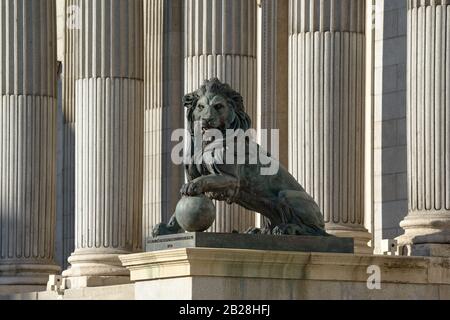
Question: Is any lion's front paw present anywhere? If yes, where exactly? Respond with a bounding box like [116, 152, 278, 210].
[180, 181, 203, 196]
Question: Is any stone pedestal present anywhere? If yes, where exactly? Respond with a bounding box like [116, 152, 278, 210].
[397, 1, 450, 257]
[288, 0, 371, 254]
[0, 0, 60, 286]
[184, 0, 257, 233]
[146, 232, 354, 253]
[120, 248, 450, 300]
[63, 0, 144, 287]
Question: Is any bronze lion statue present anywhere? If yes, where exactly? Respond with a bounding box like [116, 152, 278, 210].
[153, 78, 329, 237]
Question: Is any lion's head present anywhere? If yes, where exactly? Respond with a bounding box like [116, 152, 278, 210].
[183, 78, 252, 134]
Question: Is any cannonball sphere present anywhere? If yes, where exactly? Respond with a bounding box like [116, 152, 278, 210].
[175, 195, 216, 232]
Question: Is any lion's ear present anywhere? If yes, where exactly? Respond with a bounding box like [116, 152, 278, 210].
[182, 93, 199, 110]
[183, 93, 199, 135]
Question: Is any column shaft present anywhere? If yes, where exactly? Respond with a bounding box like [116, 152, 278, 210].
[0, 0, 60, 285]
[63, 0, 144, 282]
[288, 0, 371, 253]
[397, 0, 450, 256]
[184, 0, 257, 233]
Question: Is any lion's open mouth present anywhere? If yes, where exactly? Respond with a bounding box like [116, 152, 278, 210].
[201, 127, 209, 135]
[201, 123, 221, 143]
[201, 122, 216, 132]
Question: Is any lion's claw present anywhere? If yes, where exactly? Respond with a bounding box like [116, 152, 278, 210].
[272, 224, 305, 236]
[180, 182, 203, 196]
[245, 227, 262, 234]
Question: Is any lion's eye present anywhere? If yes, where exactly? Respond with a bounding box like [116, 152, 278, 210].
[197, 104, 204, 110]
[215, 104, 225, 110]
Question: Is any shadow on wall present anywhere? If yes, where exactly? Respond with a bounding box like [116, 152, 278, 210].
[142, 0, 185, 244]
[55, 72, 75, 270]
[378, 0, 408, 241]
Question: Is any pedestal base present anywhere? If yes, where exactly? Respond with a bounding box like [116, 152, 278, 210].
[120, 248, 450, 300]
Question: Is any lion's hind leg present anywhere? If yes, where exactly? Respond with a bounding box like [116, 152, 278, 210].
[275, 190, 330, 237]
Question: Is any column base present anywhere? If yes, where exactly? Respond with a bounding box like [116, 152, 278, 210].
[0, 261, 61, 286]
[62, 249, 134, 288]
[326, 224, 373, 254]
[396, 212, 450, 257]
[396, 243, 450, 257]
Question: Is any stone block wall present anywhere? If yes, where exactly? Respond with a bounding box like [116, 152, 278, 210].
[372, 0, 408, 253]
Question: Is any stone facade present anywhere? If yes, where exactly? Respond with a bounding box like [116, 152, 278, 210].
[0, 0, 450, 299]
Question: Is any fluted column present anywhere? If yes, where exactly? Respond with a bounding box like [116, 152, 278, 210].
[142, 0, 184, 245]
[184, 0, 257, 233]
[289, 0, 371, 253]
[63, 0, 144, 284]
[0, 0, 60, 285]
[397, 0, 450, 257]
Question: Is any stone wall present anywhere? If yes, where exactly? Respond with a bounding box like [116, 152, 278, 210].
[372, 0, 408, 253]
